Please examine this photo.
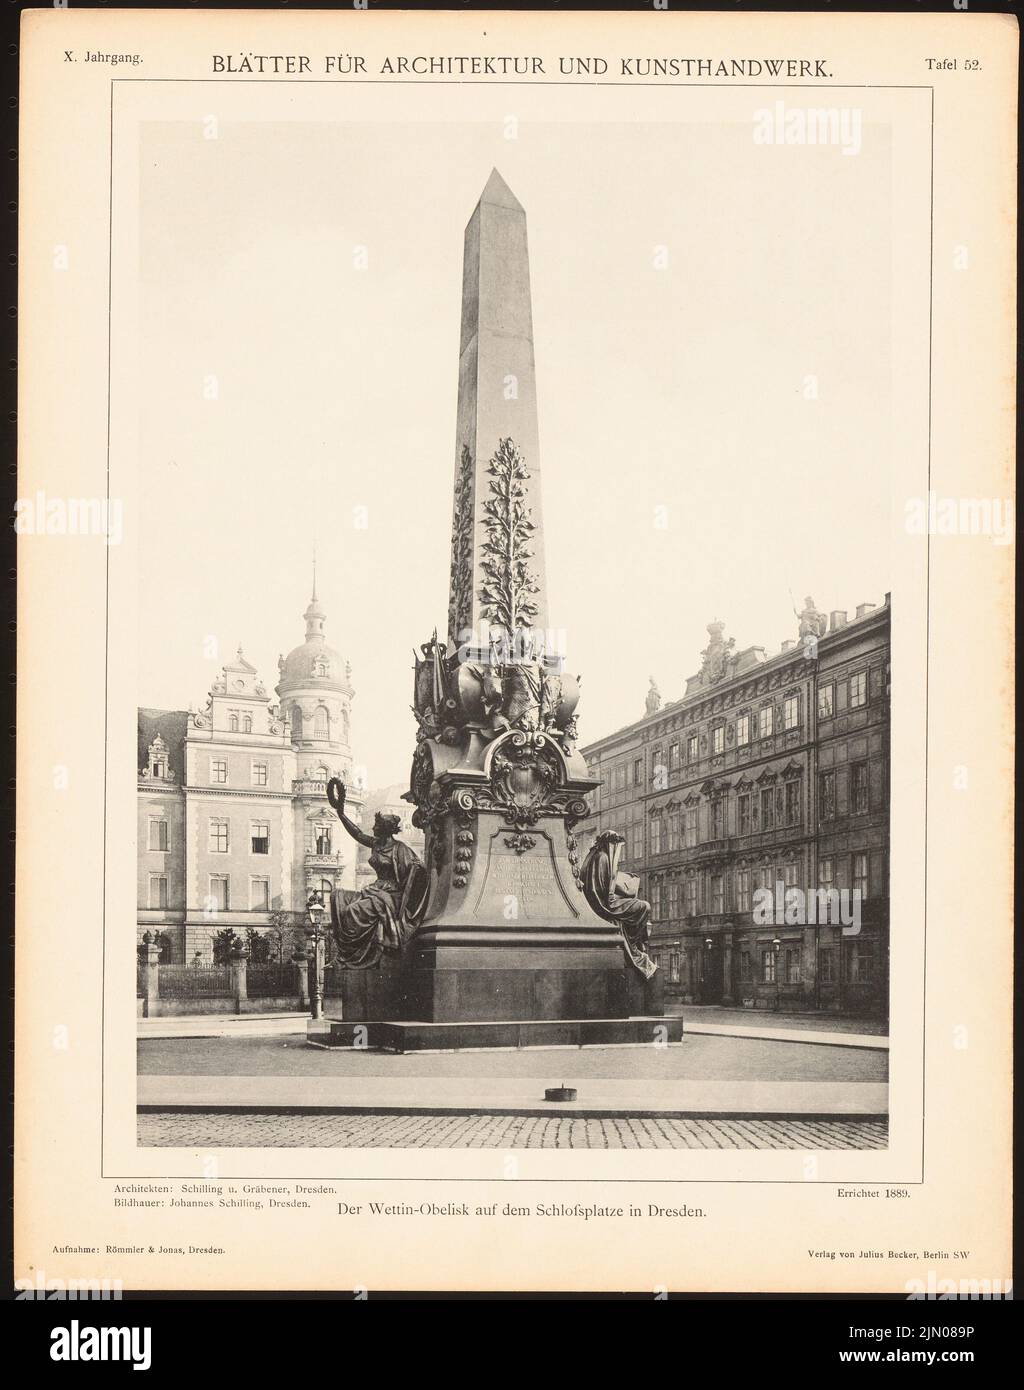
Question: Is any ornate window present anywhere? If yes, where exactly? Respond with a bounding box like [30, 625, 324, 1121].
[148, 817, 168, 852]
[144, 734, 174, 782]
[687, 734, 698, 760]
[736, 869, 751, 912]
[249, 877, 270, 911]
[313, 823, 333, 856]
[737, 793, 751, 836]
[251, 761, 268, 787]
[850, 761, 869, 814]
[818, 684, 834, 718]
[314, 706, 330, 739]
[148, 875, 167, 910]
[243, 714, 252, 733]
[650, 815, 662, 856]
[229, 713, 239, 732]
[650, 878, 664, 920]
[846, 939, 875, 983]
[783, 695, 799, 730]
[684, 877, 697, 917]
[208, 875, 229, 912]
[853, 852, 869, 899]
[819, 770, 836, 821]
[710, 874, 724, 914]
[736, 715, 750, 747]
[850, 672, 867, 708]
[712, 724, 724, 755]
[250, 822, 269, 855]
[208, 819, 229, 853]
[758, 706, 774, 739]
[210, 757, 227, 785]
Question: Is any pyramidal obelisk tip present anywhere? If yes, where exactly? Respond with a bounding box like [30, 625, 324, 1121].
[478, 167, 523, 212]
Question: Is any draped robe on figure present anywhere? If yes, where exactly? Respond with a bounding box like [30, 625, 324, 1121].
[581, 833, 658, 979]
[329, 839, 426, 970]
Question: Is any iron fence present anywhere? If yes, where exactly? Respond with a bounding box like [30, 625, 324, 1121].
[246, 964, 298, 998]
[156, 965, 232, 998]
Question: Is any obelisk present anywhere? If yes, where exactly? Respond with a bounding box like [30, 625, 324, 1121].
[448, 170, 549, 653]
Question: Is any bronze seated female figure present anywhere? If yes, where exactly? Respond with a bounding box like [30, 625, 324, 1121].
[325, 778, 429, 969]
[580, 830, 657, 980]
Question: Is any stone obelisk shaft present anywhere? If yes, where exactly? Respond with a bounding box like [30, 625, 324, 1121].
[448, 169, 549, 650]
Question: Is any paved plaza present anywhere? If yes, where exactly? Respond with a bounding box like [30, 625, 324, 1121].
[138, 1030, 887, 1084]
[138, 1110, 888, 1150]
[137, 1028, 887, 1150]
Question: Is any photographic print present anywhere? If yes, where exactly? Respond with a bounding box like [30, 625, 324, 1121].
[14, 6, 1014, 1299]
[131, 107, 896, 1153]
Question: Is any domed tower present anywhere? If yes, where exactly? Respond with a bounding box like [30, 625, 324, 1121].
[277, 572, 363, 896]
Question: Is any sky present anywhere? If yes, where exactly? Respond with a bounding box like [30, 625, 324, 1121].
[136, 110, 893, 787]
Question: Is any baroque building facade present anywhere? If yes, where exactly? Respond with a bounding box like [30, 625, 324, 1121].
[578, 596, 890, 1016]
[136, 584, 364, 963]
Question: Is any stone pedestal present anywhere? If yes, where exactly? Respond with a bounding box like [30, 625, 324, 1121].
[316, 730, 665, 1048]
[407, 729, 634, 1025]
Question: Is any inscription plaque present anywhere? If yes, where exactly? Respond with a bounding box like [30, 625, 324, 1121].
[473, 835, 578, 922]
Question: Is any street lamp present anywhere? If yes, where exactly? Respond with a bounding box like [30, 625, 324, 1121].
[305, 890, 327, 1020]
[704, 936, 714, 1005]
[772, 935, 782, 1013]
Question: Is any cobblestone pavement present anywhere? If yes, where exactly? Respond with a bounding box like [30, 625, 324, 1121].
[138, 1111, 888, 1150]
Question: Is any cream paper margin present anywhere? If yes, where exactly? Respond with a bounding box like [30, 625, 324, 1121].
[14, 7, 1015, 1294]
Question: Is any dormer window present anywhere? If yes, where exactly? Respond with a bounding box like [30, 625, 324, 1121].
[144, 734, 174, 782]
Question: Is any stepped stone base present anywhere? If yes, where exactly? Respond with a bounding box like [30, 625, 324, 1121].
[324, 953, 664, 1026]
[312, 1014, 684, 1054]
